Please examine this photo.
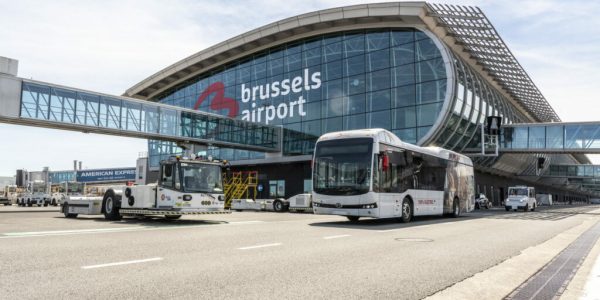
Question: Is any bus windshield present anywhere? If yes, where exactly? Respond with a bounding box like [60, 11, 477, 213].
[313, 138, 373, 196]
[180, 163, 223, 194]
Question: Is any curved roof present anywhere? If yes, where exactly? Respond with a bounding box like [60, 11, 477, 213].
[125, 1, 559, 123]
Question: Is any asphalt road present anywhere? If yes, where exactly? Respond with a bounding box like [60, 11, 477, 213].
[1, 205, 599, 299]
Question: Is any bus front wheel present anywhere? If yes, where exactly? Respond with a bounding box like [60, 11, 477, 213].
[400, 198, 413, 223]
[346, 216, 360, 222]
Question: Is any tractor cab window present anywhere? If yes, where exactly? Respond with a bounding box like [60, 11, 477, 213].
[160, 163, 175, 189]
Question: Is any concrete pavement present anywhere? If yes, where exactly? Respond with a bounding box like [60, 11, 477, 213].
[1, 205, 600, 299]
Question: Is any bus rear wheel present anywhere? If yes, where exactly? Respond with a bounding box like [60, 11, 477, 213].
[452, 198, 460, 218]
[400, 198, 413, 223]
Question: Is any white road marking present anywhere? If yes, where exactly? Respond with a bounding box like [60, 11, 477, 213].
[0, 220, 266, 239]
[82, 257, 163, 269]
[323, 234, 351, 240]
[238, 243, 282, 250]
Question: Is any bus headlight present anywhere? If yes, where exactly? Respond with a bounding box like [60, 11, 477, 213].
[183, 195, 192, 201]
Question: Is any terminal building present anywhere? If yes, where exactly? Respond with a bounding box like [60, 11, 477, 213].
[121, 2, 593, 204]
[2, 3, 597, 204]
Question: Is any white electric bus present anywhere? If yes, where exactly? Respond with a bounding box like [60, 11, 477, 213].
[312, 129, 475, 222]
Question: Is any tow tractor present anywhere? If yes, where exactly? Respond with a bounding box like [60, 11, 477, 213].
[61, 157, 229, 220]
[17, 181, 50, 207]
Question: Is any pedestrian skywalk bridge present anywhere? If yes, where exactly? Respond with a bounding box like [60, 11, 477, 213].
[0, 75, 281, 153]
[500, 122, 600, 153]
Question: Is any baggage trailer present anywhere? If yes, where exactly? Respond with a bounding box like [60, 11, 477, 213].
[61, 157, 230, 220]
[231, 198, 288, 212]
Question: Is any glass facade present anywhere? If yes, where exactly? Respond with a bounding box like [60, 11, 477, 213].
[432, 54, 528, 153]
[152, 28, 449, 165]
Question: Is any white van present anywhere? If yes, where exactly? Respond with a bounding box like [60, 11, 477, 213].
[505, 186, 537, 212]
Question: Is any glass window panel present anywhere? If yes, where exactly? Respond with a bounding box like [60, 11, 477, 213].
[367, 89, 391, 112]
[268, 57, 284, 77]
[323, 41, 342, 63]
[123, 102, 142, 131]
[392, 63, 415, 87]
[416, 79, 447, 105]
[323, 34, 342, 45]
[343, 94, 365, 115]
[415, 38, 440, 61]
[74, 96, 86, 125]
[302, 119, 321, 137]
[344, 35, 364, 58]
[344, 74, 366, 96]
[322, 116, 343, 133]
[323, 97, 343, 118]
[546, 126, 563, 149]
[392, 85, 416, 108]
[323, 79, 343, 99]
[285, 52, 302, 72]
[417, 102, 443, 127]
[528, 126, 545, 149]
[391, 30, 414, 46]
[303, 47, 321, 67]
[322, 60, 343, 81]
[416, 57, 446, 82]
[417, 126, 432, 141]
[393, 128, 417, 144]
[343, 54, 365, 77]
[303, 38, 321, 50]
[367, 48, 390, 72]
[367, 69, 391, 92]
[415, 30, 430, 41]
[368, 110, 391, 129]
[393, 106, 416, 129]
[343, 113, 365, 130]
[366, 31, 390, 51]
[160, 108, 178, 136]
[143, 105, 159, 133]
[512, 127, 529, 149]
[302, 101, 321, 121]
[99, 97, 121, 129]
[391, 42, 415, 67]
[80, 93, 100, 126]
[237, 66, 252, 82]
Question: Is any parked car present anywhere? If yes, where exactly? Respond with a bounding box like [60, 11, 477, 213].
[475, 194, 492, 209]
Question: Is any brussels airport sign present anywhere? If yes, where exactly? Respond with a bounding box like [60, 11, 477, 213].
[194, 68, 321, 124]
[76, 168, 136, 183]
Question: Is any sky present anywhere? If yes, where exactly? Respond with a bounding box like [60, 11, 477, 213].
[1, 0, 599, 176]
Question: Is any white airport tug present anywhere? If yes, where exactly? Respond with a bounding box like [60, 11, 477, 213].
[62, 157, 229, 220]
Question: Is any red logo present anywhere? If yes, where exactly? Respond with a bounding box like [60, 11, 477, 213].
[194, 82, 239, 117]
